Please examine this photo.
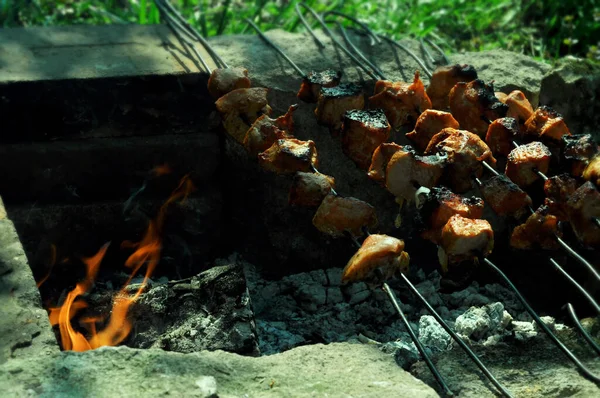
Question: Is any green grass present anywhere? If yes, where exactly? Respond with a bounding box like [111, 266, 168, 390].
[1, 0, 599, 63]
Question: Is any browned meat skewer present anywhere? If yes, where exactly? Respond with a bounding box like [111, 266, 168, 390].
[439, 215, 494, 272]
[367, 143, 402, 183]
[244, 104, 297, 156]
[563, 134, 599, 178]
[312, 194, 378, 238]
[297, 69, 343, 103]
[207, 67, 252, 99]
[258, 138, 318, 174]
[583, 154, 600, 186]
[289, 172, 336, 207]
[510, 205, 561, 250]
[215, 87, 272, 143]
[505, 141, 551, 188]
[315, 83, 365, 131]
[504, 90, 534, 127]
[543, 173, 578, 222]
[406, 109, 460, 152]
[341, 109, 391, 170]
[524, 106, 571, 142]
[369, 71, 432, 130]
[566, 181, 600, 248]
[479, 174, 532, 218]
[426, 64, 478, 110]
[485, 117, 521, 157]
[341, 234, 410, 284]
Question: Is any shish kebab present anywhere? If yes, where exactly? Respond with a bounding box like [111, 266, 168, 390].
[245, 9, 516, 398]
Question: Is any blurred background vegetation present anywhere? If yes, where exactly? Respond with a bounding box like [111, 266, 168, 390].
[1, 0, 599, 64]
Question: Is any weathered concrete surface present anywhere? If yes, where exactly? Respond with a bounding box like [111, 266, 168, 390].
[0, 343, 439, 398]
[0, 196, 58, 364]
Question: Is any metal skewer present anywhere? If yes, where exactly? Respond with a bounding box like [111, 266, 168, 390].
[565, 303, 600, 356]
[549, 258, 600, 314]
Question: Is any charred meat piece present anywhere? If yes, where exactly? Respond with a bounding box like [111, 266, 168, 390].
[480, 175, 532, 218]
[369, 71, 432, 129]
[406, 109, 460, 152]
[563, 134, 599, 177]
[425, 128, 496, 193]
[524, 106, 571, 141]
[315, 83, 365, 131]
[426, 64, 478, 110]
[244, 104, 297, 156]
[505, 90, 534, 126]
[207, 67, 252, 99]
[510, 205, 561, 250]
[485, 117, 520, 157]
[418, 186, 484, 244]
[215, 88, 272, 143]
[449, 79, 508, 136]
[341, 234, 410, 284]
[341, 109, 391, 170]
[385, 146, 446, 202]
[297, 69, 342, 103]
[289, 172, 335, 207]
[566, 181, 600, 247]
[543, 173, 578, 221]
[505, 141, 551, 188]
[439, 215, 494, 270]
[583, 154, 600, 186]
[258, 138, 318, 174]
[367, 143, 402, 183]
[495, 92, 508, 103]
[312, 194, 378, 238]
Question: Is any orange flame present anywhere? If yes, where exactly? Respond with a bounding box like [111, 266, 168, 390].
[46, 174, 195, 351]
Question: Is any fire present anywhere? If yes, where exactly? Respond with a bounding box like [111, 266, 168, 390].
[45, 173, 195, 352]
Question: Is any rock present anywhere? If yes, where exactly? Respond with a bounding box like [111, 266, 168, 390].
[455, 302, 513, 342]
[418, 315, 452, 352]
[450, 49, 551, 107]
[0, 343, 439, 398]
[344, 282, 372, 305]
[512, 320, 538, 341]
[539, 56, 600, 138]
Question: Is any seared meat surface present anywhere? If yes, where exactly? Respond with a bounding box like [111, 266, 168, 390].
[566, 181, 600, 247]
[215, 87, 272, 143]
[289, 172, 335, 207]
[510, 205, 561, 250]
[244, 104, 297, 156]
[449, 79, 508, 136]
[505, 90, 534, 126]
[505, 141, 551, 188]
[480, 174, 532, 218]
[207, 67, 252, 99]
[425, 128, 496, 193]
[418, 186, 484, 243]
[543, 173, 578, 221]
[367, 143, 402, 183]
[406, 109, 460, 152]
[315, 83, 365, 131]
[341, 234, 409, 284]
[439, 215, 494, 270]
[297, 69, 343, 103]
[341, 109, 391, 169]
[426, 64, 478, 110]
[583, 154, 600, 186]
[312, 194, 378, 238]
[563, 134, 599, 177]
[385, 146, 446, 202]
[369, 71, 432, 130]
[524, 106, 571, 141]
[258, 138, 318, 174]
[485, 117, 520, 157]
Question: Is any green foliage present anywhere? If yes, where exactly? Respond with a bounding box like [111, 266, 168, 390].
[1, 0, 598, 63]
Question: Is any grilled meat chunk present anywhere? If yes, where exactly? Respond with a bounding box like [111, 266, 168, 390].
[341, 234, 410, 284]
[258, 138, 318, 174]
[543, 173, 578, 221]
[425, 128, 496, 193]
[505, 142, 551, 188]
[510, 205, 561, 250]
[207, 67, 252, 99]
[426, 64, 478, 110]
[312, 194, 378, 238]
[297, 69, 342, 103]
[215, 87, 272, 143]
[289, 172, 335, 207]
[524, 106, 571, 141]
[385, 146, 446, 202]
[244, 104, 297, 156]
[367, 143, 403, 183]
[495, 92, 508, 103]
[439, 215, 494, 270]
[505, 90, 534, 126]
[583, 154, 600, 186]
[315, 83, 365, 131]
[480, 174, 532, 218]
[418, 186, 484, 244]
[369, 71, 432, 130]
[341, 109, 391, 169]
[566, 181, 600, 247]
[449, 79, 508, 136]
[406, 109, 460, 152]
[485, 117, 520, 157]
[563, 134, 599, 177]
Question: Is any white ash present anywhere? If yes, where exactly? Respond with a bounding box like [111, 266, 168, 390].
[454, 302, 513, 344]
